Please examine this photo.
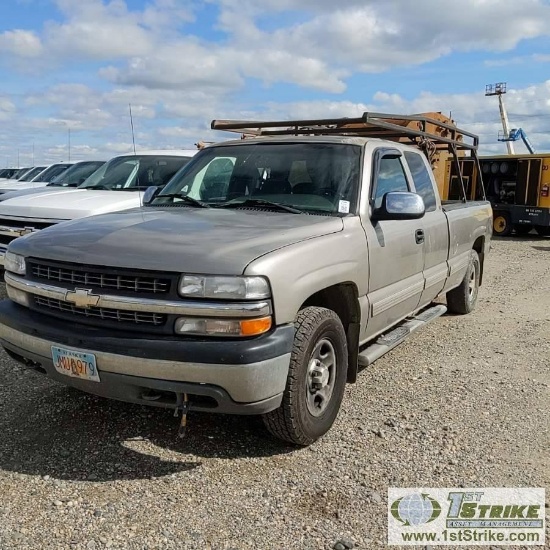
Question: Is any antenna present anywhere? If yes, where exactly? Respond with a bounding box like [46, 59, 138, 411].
[485, 82, 514, 155]
[68, 128, 71, 161]
[32, 141, 35, 165]
[129, 103, 142, 206]
[129, 103, 137, 154]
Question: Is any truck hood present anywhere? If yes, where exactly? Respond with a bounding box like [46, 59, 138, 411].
[0, 186, 67, 202]
[0, 189, 141, 220]
[0, 180, 48, 192]
[12, 207, 344, 274]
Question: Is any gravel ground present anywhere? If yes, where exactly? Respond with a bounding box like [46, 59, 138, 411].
[0, 236, 548, 550]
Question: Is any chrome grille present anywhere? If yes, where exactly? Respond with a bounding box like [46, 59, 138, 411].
[30, 262, 170, 294]
[34, 296, 166, 326]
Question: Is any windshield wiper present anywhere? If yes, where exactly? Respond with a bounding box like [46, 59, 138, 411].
[216, 198, 305, 214]
[83, 184, 111, 190]
[156, 193, 210, 208]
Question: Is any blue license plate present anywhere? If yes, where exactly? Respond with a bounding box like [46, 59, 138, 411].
[51, 346, 100, 382]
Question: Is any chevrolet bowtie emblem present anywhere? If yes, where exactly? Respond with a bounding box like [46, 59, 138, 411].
[65, 288, 100, 309]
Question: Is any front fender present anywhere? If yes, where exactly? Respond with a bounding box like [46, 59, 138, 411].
[244, 218, 369, 325]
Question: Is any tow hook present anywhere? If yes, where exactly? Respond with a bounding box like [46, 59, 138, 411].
[174, 393, 190, 438]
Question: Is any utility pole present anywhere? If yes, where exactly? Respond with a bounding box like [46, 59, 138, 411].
[485, 82, 515, 155]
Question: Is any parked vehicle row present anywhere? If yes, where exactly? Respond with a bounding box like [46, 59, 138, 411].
[0, 151, 197, 263]
[0, 113, 492, 445]
[0, 168, 24, 180]
[0, 161, 77, 194]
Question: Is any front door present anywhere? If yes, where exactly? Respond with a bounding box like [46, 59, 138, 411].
[403, 151, 450, 307]
[361, 150, 425, 341]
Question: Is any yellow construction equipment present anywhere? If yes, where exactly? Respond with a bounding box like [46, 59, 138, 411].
[444, 153, 550, 236]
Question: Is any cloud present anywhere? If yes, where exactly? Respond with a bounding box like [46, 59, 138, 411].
[2, 1, 550, 164]
[0, 0, 195, 65]
[0, 29, 43, 58]
[7, 79, 549, 164]
[100, 42, 245, 91]
[217, 0, 550, 74]
[485, 53, 550, 67]
[2, 0, 550, 93]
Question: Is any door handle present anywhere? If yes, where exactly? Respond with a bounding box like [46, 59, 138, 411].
[415, 229, 424, 244]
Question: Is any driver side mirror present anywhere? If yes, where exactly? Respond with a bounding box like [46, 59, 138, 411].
[142, 186, 160, 205]
[372, 192, 425, 221]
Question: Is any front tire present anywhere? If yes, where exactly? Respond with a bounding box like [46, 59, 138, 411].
[263, 307, 348, 446]
[446, 250, 480, 315]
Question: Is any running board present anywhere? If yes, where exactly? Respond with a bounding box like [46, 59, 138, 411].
[357, 304, 447, 367]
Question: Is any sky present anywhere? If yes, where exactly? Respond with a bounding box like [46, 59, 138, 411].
[0, 0, 549, 166]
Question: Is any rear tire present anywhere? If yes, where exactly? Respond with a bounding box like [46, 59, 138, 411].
[535, 225, 550, 237]
[493, 212, 512, 236]
[446, 250, 480, 315]
[263, 306, 348, 446]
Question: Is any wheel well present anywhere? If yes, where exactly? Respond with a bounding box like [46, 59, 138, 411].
[300, 283, 361, 383]
[473, 236, 485, 285]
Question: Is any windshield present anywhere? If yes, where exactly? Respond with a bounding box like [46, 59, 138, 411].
[153, 143, 361, 215]
[79, 155, 193, 191]
[17, 166, 47, 182]
[15, 168, 33, 180]
[32, 163, 72, 183]
[48, 161, 105, 187]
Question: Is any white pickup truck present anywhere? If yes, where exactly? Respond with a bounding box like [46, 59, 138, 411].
[0, 162, 76, 194]
[0, 160, 106, 202]
[0, 150, 197, 265]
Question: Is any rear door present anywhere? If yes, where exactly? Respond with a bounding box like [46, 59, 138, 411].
[360, 148, 425, 340]
[404, 151, 450, 307]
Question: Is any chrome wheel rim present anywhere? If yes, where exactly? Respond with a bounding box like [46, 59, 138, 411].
[306, 338, 336, 417]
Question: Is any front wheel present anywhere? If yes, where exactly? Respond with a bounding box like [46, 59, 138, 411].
[263, 307, 348, 446]
[535, 225, 550, 237]
[446, 250, 480, 315]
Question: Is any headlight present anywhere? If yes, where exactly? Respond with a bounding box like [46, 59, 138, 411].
[178, 275, 270, 300]
[175, 316, 272, 337]
[4, 251, 26, 275]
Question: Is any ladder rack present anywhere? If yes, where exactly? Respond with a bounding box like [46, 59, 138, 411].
[211, 112, 478, 152]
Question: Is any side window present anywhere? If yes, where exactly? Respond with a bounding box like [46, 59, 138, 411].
[374, 155, 409, 209]
[404, 152, 437, 211]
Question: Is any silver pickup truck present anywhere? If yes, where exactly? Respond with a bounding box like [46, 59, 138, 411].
[0, 113, 492, 445]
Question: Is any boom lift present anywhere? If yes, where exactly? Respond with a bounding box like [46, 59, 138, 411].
[499, 128, 535, 155]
